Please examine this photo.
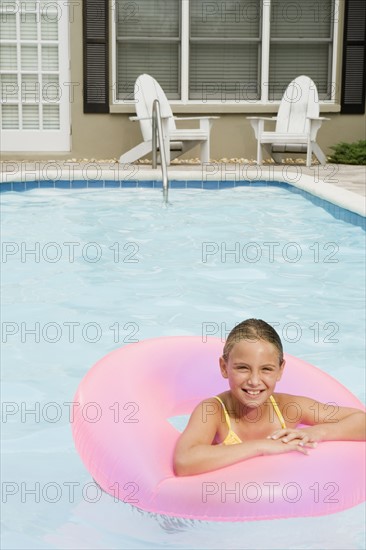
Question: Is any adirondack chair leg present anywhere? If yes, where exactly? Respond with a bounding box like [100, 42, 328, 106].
[312, 143, 327, 165]
[270, 151, 283, 164]
[257, 141, 263, 165]
[264, 145, 279, 164]
[200, 140, 209, 163]
[306, 139, 312, 167]
[164, 140, 171, 166]
[119, 141, 152, 164]
[256, 119, 265, 164]
[199, 119, 211, 163]
[161, 119, 171, 166]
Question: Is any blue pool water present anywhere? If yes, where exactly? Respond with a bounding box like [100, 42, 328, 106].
[1, 186, 365, 549]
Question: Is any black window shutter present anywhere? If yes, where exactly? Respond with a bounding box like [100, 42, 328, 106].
[83, 0, 109, 113]
[341, 0, 366, 114]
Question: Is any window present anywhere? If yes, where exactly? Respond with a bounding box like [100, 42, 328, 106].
[115, 0, 181, 99]
[0, 0, 70, 151]
[113, 0, 337, 104]
[189, 0, 261, 100]
[269, 0, 335, 99]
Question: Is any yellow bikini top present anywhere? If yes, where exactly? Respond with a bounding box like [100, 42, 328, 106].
[214, 395, 287, 445]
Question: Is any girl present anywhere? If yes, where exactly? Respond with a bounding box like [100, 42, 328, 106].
[173, 319, 366, 476]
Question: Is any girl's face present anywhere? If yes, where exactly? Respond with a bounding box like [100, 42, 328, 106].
[219, 338, 285, 408]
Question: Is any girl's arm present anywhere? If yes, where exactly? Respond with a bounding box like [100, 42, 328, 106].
[269, 395, 366, 444]
[173, 398, 311, 476]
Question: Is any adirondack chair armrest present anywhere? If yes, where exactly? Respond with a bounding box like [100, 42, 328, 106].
[130, 115, 171, 122]
[306, 116, 330, 140]
[174, 116, 219, 131]
[174, 116, 220, 120]
[246, 117, 277, 121]
[247, 117, 277, 139]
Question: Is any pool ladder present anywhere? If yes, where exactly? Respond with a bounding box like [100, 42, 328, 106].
[152, 99, 169, 204]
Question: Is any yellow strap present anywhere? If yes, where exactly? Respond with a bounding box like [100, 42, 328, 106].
[214, 396, 242, 445]
[213, 396, 231, 430]
[270, 395, 287, 429]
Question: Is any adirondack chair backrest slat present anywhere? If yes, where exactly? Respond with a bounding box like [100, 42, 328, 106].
[276, 76, 320, 135]
[134, 74, 176, 142]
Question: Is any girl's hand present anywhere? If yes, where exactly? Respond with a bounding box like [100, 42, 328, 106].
[267, 428, 319, 448]
[261, 437, 315, 456]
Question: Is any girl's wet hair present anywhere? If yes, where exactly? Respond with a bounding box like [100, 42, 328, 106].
[222, 319, 283, 364]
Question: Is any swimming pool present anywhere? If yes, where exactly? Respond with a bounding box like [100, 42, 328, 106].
[1, 185, 365, 549]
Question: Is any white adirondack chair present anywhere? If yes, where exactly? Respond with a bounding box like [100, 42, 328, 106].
[248, 76, 328, 167]
[119, 74, 219, 165]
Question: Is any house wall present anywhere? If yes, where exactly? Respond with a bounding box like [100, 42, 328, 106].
[2, 2, 365, 162]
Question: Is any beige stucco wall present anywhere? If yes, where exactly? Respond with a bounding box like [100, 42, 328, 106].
[2, 1, 365, 162]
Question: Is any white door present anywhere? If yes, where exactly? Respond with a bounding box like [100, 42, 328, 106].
[0, 0, 70, 152]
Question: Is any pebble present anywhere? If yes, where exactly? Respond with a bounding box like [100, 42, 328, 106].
[1, 158, 316, 165]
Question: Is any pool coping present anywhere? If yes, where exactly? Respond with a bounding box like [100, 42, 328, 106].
[0, 164, 365, 219]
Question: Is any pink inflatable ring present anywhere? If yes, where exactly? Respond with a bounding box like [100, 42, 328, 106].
[72, 337, 365, 521]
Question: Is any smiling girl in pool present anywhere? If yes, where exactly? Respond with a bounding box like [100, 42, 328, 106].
[173, 319, 366, 476]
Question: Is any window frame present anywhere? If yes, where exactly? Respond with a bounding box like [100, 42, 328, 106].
[0, 0, 71, 152]
[111, 0, 340, 109]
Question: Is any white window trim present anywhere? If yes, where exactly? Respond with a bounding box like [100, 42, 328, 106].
[111, 0, 340, 109]
[331, 0, 340, 101]
[1, 1, 71, 152]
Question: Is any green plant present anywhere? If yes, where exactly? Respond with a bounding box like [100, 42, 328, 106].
[328, 140, 366, 165]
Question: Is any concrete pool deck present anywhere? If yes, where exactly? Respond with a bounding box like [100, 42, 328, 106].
[0, 161, 365, 216]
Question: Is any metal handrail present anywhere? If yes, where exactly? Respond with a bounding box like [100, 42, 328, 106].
[152, 99, 169, 204]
